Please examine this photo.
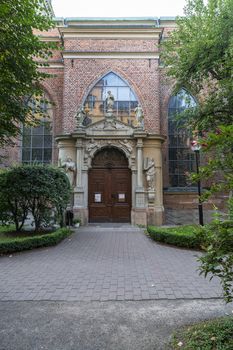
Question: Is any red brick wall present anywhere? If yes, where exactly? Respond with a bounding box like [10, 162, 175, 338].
[62, 57, 161, 133]
[64, 39, 159, 52]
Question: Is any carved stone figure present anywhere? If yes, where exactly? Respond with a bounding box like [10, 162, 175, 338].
[59, 157, 76, 186]
[75, 106, 85, 127]
[144, 157, 155, 191]
[83, 114, 92, 126]
[134, 104, 144, 128]
[105, 91, 115, 111]
[86, 139, 98, 153]
[119, 139, 133, 153]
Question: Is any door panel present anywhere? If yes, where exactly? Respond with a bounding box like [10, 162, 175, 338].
[89, 167, 131, 222]
[88, 168, 111, 222]
[111, 169, 131, 222]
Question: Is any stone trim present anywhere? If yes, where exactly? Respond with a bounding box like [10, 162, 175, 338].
[62, 52, 159, 59]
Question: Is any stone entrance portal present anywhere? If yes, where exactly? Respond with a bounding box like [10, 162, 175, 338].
[88, 148, 131, 223]
[56, 114, 165, 226]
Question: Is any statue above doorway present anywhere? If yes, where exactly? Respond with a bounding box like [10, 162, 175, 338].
[134, 104, 144, 129]
[105, 90, 115, 113]
[83, 72, 139, 126]
[75, 106, 92, 128]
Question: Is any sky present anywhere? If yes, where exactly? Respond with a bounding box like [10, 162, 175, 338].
[52, 0, 187, 18]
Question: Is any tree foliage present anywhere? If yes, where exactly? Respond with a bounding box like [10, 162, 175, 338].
[191, 126, 233, 198]
[196, 219, 233, 303]
[0, 0, 55, 146]
[161, 0, 233, 302]
[161, 0, 233, 196]
[0, 165, 71, 231]
[161, 0, 233, 130]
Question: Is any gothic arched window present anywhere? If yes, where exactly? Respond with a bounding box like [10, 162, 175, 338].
[22, 93, 53, 164]
[84, 72, 138, 124]
[168, 89, 197, 187]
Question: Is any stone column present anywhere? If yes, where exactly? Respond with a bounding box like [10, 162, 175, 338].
[73, 138, 87, 224]
[144, 138, 164, 226]
[133, 137, 147, 225]
[75, 139, 83, 188]
[136, 138, 143, 188]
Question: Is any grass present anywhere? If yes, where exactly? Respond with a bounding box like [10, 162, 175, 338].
[0, 225, 72, 254]
[171, 316, 233, 350]
[147, 225, 202, 249]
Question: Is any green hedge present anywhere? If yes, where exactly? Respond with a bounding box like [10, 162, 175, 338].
[147, 225, 202, 249]
[0, 228, 72, 254]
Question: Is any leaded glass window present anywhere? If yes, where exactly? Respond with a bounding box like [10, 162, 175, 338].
[22, 94, 53, 164]
[84, 72, 138, 124]
[168, 89, 196, 187]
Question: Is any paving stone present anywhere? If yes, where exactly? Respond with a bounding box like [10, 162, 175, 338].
[0, 225, 222, 301]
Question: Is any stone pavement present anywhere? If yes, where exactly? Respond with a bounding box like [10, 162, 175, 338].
[0, 224, 222, 301]
[1, 300, 232, 350]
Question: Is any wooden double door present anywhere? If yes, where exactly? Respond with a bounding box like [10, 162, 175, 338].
[88, 148, 131, 223]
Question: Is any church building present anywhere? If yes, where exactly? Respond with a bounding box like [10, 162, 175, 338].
[2, 16, 224, 226]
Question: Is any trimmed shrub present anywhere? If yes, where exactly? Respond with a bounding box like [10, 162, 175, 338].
[0, 165, 71, 231]
[147, 225, 202, 249]
[0, 228, 71, 255]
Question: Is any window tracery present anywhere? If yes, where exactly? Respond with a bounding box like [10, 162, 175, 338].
[168, 89, 197, 187]
[83, 72, 139, 125]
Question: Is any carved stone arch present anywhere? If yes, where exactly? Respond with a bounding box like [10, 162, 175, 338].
[85, 140, 135, 170]
[92, 146, 128, 168]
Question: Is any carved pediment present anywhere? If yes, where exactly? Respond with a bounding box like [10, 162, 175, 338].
[85, 117, 135, 136]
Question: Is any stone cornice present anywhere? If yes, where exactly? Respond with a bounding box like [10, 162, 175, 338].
[37, 60, 64, 69]
[62, 51, 159, 59]
[38, 35, 61, 42]
[59, 28, 162, 39]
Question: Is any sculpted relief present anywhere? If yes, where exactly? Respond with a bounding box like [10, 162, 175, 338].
[134, 104, 144, 129]
[144, 157, 155, 191]
[84, 139, 136, 169]
[105, 90, 115, 112]
[59, 157, 76, 186]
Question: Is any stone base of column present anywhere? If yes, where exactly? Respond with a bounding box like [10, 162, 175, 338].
[73, 187, 88, 225]
[131, 208, 147, 226]
[73, 208, 89, 226]
[135, 188, 147, 208]
[147, 206, 164, 226]
[73, 187, 85, 207]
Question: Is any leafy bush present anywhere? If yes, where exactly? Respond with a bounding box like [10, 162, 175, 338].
[197, 219, 233, 303]
[172, 316, 233, 350]
[147, 225, 202, 249]
[0, 165, 71, 231]
[0, 228, 71, 254]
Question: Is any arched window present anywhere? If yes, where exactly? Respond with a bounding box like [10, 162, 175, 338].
[22, 93, 53, 164]
[83, 72, 138, 124]
[168, 89, 196, 187]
